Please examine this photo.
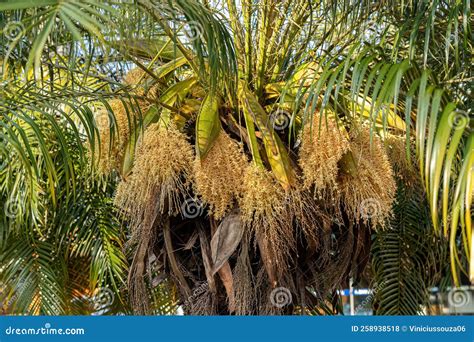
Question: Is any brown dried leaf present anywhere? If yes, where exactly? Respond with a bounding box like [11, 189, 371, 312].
[199, 226, 216, 293]
[210, 211, 243, 275]
[218, 262, 235, 313]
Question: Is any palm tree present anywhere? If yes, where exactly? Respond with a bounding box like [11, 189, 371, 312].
[0, 0, 472, 315]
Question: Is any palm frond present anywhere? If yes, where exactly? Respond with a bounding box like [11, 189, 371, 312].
[372, 178, 447, 315]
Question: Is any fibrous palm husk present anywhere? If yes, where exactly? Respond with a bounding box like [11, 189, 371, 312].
[185, 281, 217, 315]
[232, 236, 255, 315]
[240, 165, 294, 286]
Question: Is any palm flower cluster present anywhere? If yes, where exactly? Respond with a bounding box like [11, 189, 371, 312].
[193, 132, 248, 219]
[299, 114, 396, 229]
[240, 165, 294, 285]
[385, 134, 418, 187]
[336, 128, 396, 229]
[95, 68, 160, 173]
[95, 99, 136, 173]
[123, 68, 147, 96]
[97, 106, 397, 314]
[114, 122, 194, 312]
[299, 112, 350, 193]
[114, 123, 194, 238]
[123, 67, 161, 105]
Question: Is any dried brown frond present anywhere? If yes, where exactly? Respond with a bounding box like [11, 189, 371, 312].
[186, 282, 217, 315]
[128, 239, 151, 314]
[193, 132, 248, 219]
[337, 127, 397, 229]
[114, 123, 194, 242]
[233, 238, 255, 315]
[299, 112, 350, 192]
